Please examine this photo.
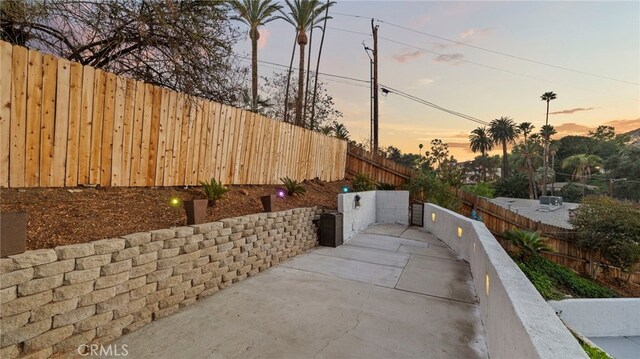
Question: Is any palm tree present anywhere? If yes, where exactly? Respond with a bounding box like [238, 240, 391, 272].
[489, 117, 519, 179]
[318, 124, 332, 136]
[332, 121, 349, 140]
[540, 124, 557, 195]
[279, 0, 334, 127]
[540, 91, 557, 196]
[469, 127, 493, 181]
[229, 0, 282, 105]
[561, 154, 603, 197]
[518, 122, 536, 198]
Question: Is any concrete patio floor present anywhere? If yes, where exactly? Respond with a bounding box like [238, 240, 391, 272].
[110, 224, 488, 358]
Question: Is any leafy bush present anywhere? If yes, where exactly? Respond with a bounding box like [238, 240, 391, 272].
[404, 171, 461, 211]
[376, 182, 396, 190]
[493, 172, 529, 198]
[503, 228, 553, 258]
[461, 182, 495, 198]
[569, 196, 640, 273]
[351, 173, 376, 192]
[200, 178, 228, 204]
[515, 255, 617, 300]
[558, 182, 584, 202]
[280, 177, 306, 196]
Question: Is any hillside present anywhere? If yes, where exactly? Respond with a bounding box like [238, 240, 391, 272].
[623, 127, 640, 147]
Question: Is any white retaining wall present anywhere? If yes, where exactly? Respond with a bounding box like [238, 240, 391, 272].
[550, 299, 640, 337]
[423, 203, 587, 359]
[337, 191, 409, 241]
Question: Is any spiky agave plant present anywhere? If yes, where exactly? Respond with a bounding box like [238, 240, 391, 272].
[280, 177, 306, 196]
[200, 178, 228, 206]
[503, 228, 553, 259]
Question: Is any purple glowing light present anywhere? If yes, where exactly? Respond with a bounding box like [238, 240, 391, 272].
[277, 190, 286, 198]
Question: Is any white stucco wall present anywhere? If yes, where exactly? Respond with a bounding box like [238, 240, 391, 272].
[423, 203, 587, 359]
[337, 190, 409, 242]
[550, 299, 640, 337]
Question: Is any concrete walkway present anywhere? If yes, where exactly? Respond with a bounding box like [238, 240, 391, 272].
[110, 224, 487, 358]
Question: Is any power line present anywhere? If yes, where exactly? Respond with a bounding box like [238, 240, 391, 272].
[332, 12, 639, 86]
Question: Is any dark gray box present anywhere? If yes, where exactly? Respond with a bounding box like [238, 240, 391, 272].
[320, 212, 343, 248]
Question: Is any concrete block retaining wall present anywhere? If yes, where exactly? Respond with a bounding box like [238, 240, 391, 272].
[423, 203, 588, 359]
[0, 208, 319, 358]
[338, 190, 409, 241]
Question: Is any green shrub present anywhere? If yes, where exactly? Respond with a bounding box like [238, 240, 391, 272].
[200, 178, 228, 204]
[376, 182, 396, 190]
[494, 173, 529, 198]
[280, 177, 306, 196]
[352, 173, 376, 192]
[403, 171, 460, 211]
[461, 182, 495, 198]
[569, 196, 640, 273]
[514, 255, 617, 299]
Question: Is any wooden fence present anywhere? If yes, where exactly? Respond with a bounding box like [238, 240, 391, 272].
[345, 144, 415, 187]
[457, 190, 640, 285]
[0, 41, 347, 188]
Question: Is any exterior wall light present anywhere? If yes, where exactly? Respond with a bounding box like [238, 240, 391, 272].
[473, 240, 476, 253]
[485, 273, 490, 296]
[431, 212, 436, 222]
[457, 227, 463, 238]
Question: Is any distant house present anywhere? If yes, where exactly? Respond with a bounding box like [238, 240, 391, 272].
[489, 197, 579, 229]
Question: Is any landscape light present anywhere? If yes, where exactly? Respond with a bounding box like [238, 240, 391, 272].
[341, 185, 350, 193]
[170, 197, 181, 207]
[431, 213, 435, 222]
[485, 273, 490, 296]
[276, 190, 286, 198]
[457, 227, 463, 238]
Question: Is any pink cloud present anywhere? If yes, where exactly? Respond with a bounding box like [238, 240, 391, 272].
[460, 28, 492, 40]
[434, 53, 465, 64]
[550, 107, 594, 115]
[392, 50, 424, 63]
[257, 28, 271, 49]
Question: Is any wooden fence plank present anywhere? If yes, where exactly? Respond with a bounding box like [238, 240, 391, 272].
[0, 42, 12, 187]
[65, 62, 83, 186]
[172, 93, 185, 185]
[39, 54, 57, 187]
[137, 83, 153, 186]
[110, 76, 126, 186]
[129, 80, 145, 186]
[220, 105, 234, 184]
[146, 85, 162, 186]
[99, 72, 116, 187]
[177, 95, 190, 185]
[203, 101, 216, 181]
[89, 69, 106, 185]
[9, 45, 27, 188]
[155, 88, 169, 187]
[224, 107, 238, 183]
[25, 50, 43, 187]
[77, 65, 95, 185]
[197, 101, 210, 183]
[120, 79, 136, 186]
[162, 90, 177, 186]
[190, 99, 204, 184]
[183, 98, 197, 185]
[50, 58, 70, 187]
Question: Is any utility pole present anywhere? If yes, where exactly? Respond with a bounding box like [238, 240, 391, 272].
[371, 19, 379, 153]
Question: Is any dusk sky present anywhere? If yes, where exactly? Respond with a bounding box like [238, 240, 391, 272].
[235, 1, 640, 160]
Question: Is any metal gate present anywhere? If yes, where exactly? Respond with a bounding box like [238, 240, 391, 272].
[411, 203, 424, 226]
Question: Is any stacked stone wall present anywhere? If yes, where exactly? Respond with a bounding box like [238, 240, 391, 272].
[0, 208, 318, 358]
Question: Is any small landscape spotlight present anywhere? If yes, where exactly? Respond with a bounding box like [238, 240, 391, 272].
[485, 273, 490, 296]
[276, 189, 286, 198]
[431, 213, 436, 222]
[341, 185, 350, 193]
[170, 197, 181, 207]
[457, 227, 463, 238]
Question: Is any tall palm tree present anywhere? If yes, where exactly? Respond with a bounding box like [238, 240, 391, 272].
[518, 122, 537, 199]
[540, 124, 557, 195]
[562, 154, 603, 197]
[540, 91, 557, 196]
[279, 0, 334, 127]
[469, 126, 493, 181]
[229, 0, 282, 106]
[489, 117, 519, 179]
